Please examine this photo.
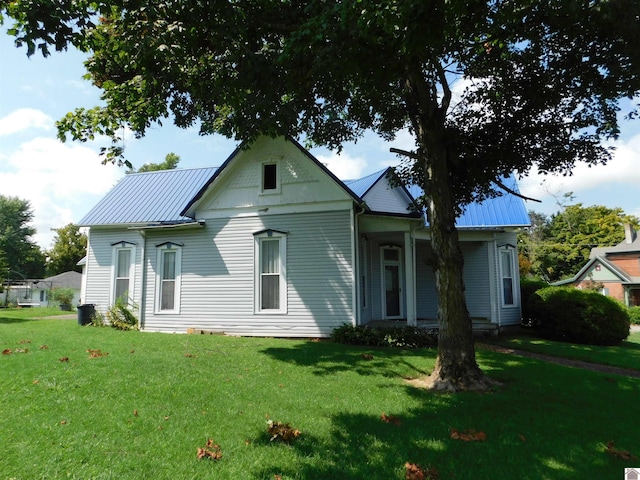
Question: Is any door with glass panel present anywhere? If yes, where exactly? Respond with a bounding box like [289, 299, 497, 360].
[381, 247, 403, 319]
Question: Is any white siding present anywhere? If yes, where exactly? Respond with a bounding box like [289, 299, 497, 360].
[361, 177, 414, 215]
[84, 228, 144, 314]
[494, 231, 522, 326]
[142, 210, 355, 337]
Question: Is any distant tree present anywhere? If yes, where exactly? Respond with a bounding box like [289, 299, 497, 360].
[0, 195, 45, 279]
[126, 153, 180, 174]
[522, 205, 640, 282]
[46, 223, 88, 276]
[518, 211, 551, 278]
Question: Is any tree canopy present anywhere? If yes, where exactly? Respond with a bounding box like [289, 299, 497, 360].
[3, 0, 639, 390]
[0, 195, 45, 280]
[519, 204, 640, 282]
[45, 223, 88, 276]
[126, 152, 181, 174]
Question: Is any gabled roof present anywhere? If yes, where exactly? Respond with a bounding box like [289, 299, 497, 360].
[180, 136, 362, 217]
[553, 255, 632, 286]
[78, 138, 530, 229]
[78, 167, 218, 226]
[40, 271, 82, 290]
[590, 235, 640, 257]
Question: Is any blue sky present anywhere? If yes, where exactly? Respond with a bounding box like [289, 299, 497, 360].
[2, 28, 640, 249]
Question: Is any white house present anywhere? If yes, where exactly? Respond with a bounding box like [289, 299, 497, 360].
[78, 136, 530, 336]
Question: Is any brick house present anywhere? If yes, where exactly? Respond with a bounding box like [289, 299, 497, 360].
[555, 224, 640, 307]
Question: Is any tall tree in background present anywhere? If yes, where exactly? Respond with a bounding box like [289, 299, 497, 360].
[3, 0, 639, 390]
[520, 205, 640, 282]
[0, 195, 45, 279]
[46, 223, 88, 276]
[126, 152, 181, 174]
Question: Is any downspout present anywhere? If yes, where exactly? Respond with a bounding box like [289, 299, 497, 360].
[138, 230, 146, 330]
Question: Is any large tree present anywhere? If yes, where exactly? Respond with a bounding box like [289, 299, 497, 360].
[3, 0, 639, 390]
[0, 195, 46, 279]
[46, 223, 88, 276]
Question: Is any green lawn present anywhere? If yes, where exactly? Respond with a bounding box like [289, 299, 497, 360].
[484, 330, 640, 372]
[1, 316, 639, 479]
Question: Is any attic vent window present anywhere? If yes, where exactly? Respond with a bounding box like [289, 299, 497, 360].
[262, 163, 278, 192]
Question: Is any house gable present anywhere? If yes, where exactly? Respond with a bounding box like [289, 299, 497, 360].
[184, 136, 360, 219]
[356, 169, 418, 217]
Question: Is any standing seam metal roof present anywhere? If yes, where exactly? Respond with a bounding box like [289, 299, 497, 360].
[78, 167, 218, 226]
[78, 154, 530, 229]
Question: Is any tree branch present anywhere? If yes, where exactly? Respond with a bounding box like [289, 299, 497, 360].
[494, 178, 541, 203]
[390, 147, 419, 160]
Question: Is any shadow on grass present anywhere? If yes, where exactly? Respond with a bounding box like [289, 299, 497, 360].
[0, 316, 32, 324]
[256, 342, 639, 479]
[260, 341, 431, 378]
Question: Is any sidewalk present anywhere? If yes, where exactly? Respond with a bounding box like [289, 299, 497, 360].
[478, 343, 640, 379]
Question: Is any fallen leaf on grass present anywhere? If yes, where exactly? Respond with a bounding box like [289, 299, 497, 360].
[518, 434, 527, 442]
[33, 380, 39, 385]
[18, 339, 31, 344]
[59, 357, 69, 362]
[267, 420, 301, 443]
[405, 462, 439, 480]
[361, 353, 374, 360]
[87, 349, 108, 358]
[60, 420, 67, 425]
[196, 438, 222, 460]
[133, 409, 138, 417]
[381, 412, 402, 425]
[184, 353, 195, 358]
[14, 348, 28, 353]
[40, 345, 48, 350]
[450, 428, 486, 442]
[605, 441, 638, 461]
[2, 349, 12, 355]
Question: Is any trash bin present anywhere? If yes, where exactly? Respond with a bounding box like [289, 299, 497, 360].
[77, 304, 96, 326]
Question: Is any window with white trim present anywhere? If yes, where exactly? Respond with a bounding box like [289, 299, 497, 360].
[155, 243, 182, 313]
[499, 245, 517, 306]
[254, 230, 287, 313]
[261, 162, 280, 193]
[111, 242, 136, 304]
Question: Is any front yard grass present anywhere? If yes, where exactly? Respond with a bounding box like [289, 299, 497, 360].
[484, 330, 640, 372]
[1, 316, 638, 479]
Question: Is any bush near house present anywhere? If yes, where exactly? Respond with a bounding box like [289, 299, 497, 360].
[529, 286, 630, 345]
[628, 306, 640, 325]
[519, 278, 549, 326]
[50, 287, 76, 308]
[331, 324, 437, 348]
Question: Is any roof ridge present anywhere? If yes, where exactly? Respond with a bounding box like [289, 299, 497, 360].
[126, 166, 219, 176]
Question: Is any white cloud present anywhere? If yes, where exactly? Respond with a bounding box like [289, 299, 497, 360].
[0, 108, 53, 136]
[316, 151, 368, 180]
[0, 137, 123, 248]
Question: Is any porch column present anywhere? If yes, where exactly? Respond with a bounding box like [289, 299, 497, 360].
[404, 231, 417, 326]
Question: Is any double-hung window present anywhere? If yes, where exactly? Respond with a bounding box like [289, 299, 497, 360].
[499, 245, 517, 306]
[254, 230, 287, 313]
[111, 241, 136, 304]
[155, 242, 182, 313]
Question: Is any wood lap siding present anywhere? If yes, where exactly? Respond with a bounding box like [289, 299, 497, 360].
[143, 210, 354, 336]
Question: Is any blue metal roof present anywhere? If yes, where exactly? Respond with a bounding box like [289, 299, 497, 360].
[405, 174, 531, 228]
[78, 167, 218, 226]
[343, 168, 388, 197]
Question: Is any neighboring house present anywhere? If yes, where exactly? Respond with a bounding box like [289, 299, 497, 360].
[555, 224, 640, 307]
[0, 271, 83, 307]
[78, 136, 530, 337]
[31, 271, 83, 307]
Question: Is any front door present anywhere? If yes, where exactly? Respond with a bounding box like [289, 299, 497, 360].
[382, 247, 403, 319]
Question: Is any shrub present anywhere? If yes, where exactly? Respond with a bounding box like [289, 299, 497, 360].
[628, 306, 640, 325]
[519, 278, 548, 326]
[105, 298, 139, 330]
[50, 287, 75, 306]
[331, 324, 437, 349]
[529, 287, 629, 345]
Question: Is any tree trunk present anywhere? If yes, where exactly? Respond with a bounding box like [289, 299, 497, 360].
[420, 135, 497, 392]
